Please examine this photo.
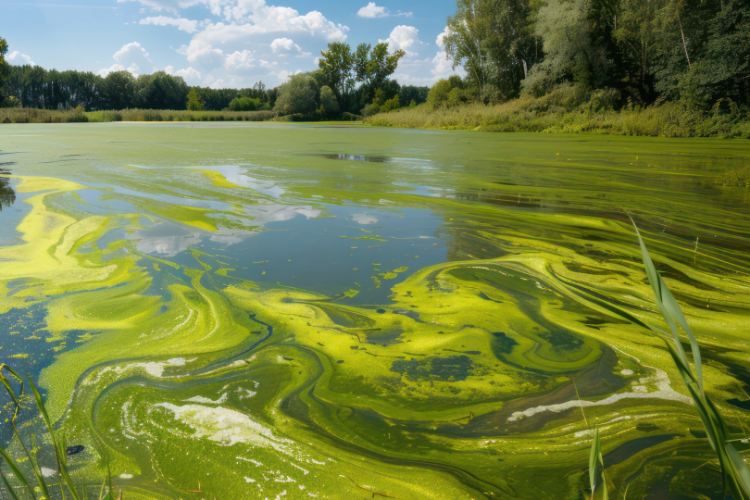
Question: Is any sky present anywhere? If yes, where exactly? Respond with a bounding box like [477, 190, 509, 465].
[2, 0, 461, 89]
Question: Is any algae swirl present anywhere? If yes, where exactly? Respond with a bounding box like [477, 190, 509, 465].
[0, 124, 749, 499]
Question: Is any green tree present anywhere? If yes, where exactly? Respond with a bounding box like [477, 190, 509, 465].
[318, 42, 355, 111]
[445, 0, 538, 101]
[354, 43, 405, 104]
[135, 71, 190, 110]
[274, 73, 320, 116]
[319, 85, 340, 115]
[103, 71, 136, 110]
[0, 37, 10, 106]
[186, 88, 205, 111]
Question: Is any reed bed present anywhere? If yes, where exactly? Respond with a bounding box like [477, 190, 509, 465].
[0, 108, 89, 124]
[367, 100, 750, 139]
[87, 109, 277, 123]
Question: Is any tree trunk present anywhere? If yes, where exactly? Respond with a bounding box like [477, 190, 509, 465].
[678, 13, 691, 69]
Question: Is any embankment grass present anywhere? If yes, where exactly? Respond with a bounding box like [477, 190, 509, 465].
[367, 100, 750, 138]
[0, 108, 278, 124]
[0, 108, 89, 124]
[87, 109, 277, 122]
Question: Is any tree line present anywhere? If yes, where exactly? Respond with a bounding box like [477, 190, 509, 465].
[436, 0, 749, 108]
[0, 36, 429, 117]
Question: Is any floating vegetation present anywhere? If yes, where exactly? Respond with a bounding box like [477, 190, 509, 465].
[0, 125, 749, 499]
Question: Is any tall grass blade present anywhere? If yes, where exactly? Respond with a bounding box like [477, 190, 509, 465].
[29, 378, 80, 500]
[588, 429, 607, 499]
[0, 466, 21, 500]
[0, 447, 37, 499]
[628, 215, 703, 397]
[631, 218, 750, 500]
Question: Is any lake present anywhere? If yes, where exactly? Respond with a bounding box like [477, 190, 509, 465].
[1, 122, 749, 499]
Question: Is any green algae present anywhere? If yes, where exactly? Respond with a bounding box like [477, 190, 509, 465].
[0, 124, 749, 499]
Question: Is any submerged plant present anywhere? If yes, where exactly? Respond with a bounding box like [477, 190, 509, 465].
[0, 365, 114, 500]
[631, 217, 750, 500]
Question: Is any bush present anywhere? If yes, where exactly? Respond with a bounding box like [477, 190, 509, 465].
[319, 86, 340, 115]
[228, 96, 262, 112]
[274, 73, 320, 117]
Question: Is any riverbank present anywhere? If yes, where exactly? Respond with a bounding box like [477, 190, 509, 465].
[366, 98, 750, 139]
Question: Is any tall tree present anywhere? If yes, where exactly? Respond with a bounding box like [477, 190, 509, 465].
[445, 0, 539, 100]
[318, 42, 355, 111]
[103, 71, 136, 110]
[354, 43, 405, 105]
[0, 37, 9, 105]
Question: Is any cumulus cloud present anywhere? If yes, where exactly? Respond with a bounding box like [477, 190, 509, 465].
[98, 42, 153, 77]
[259, 59, 278, 68]
[114, 41, 152, 63]
[224, 49, 255, 69]
[6, 51, 35, 66]
[209, 78, 227, 88]
[436, 26, 450, 47]
[357, 2, 387, 17]
[357, 2, 412, 18]
[273, 69, 300, 82]
[165, 65, 202, 83]
[380, 25, 421, 56]
[140, 15, 199, 33]
[271, 37, 294, 52]
[177, 40, 225, 67]
[431, 51, 453, 78]
[98, 63, 140, 77]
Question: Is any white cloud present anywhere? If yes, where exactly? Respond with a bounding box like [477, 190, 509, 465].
[436, 26, 450, 47]
[114, 41, 152, 63]
[140, 15, 199, 33]
[6, 51, 35, 66]
[165, 65, 202, 83]
[357, 2, 387, 17]
[431, 50, 458, 79]
[271, 37, 294, 52]
[357, 2, 411, 18]
[260, 59, 278, 68]
[224, 49, 255, 69]
[273, 69, 300, 82]
[177, 40, 225, 67]
[98, 63, 140, 77]
[209, 78, 227, 89]
[380, 25, 421, 56]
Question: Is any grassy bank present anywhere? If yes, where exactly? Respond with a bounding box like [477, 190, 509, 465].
[367, 97, 750, 139]
[0, 107, 278, 123]
[0, 107, 89, 123]
[87, 108, 277, 122]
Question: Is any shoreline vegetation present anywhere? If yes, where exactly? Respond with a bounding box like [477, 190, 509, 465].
[365, 86, 750, 139]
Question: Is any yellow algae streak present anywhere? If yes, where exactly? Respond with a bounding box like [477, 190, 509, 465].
[0, 178, 117, 312]
[200, 169, 242, 189]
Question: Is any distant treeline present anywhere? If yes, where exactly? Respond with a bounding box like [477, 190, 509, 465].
[0, 64, 429, 113]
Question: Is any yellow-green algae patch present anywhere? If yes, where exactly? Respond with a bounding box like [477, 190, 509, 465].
[1, 126, 750, 500]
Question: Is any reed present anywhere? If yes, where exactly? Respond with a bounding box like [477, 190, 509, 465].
[631, 217, 750, 500]
[0, 365, 114, 500]
[87, 109, 277, 123]
[0, 108, 89, 124]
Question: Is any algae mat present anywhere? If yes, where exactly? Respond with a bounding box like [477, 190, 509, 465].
[1, 122, 750, 499]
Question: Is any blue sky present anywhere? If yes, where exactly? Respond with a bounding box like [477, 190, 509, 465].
[3, 0, 459, 88]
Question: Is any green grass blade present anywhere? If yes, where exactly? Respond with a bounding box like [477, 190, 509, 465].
[589, 428, 600, 495]
[28, 378, 80, 500]
[0, 365, 23, 407]
[725, 443, 750, 499]
[0, 446, 37, 499]
[0, 464, 22, 500]
[629, 217, 703, 394]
